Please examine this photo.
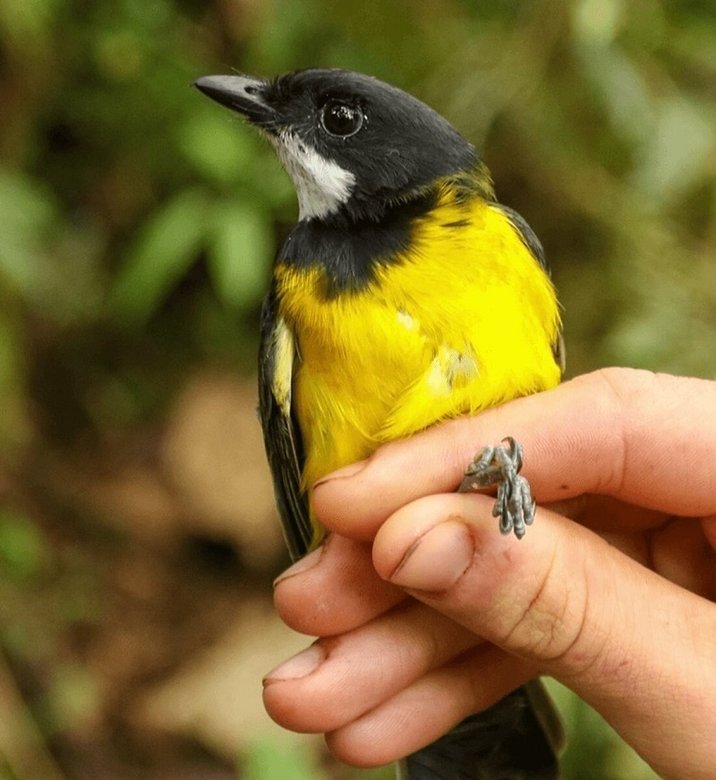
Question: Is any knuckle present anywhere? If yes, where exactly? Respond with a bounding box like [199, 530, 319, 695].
[509, 545, 635, 688]
[496, 540, 595, 667]
[587, 367, 642, 494]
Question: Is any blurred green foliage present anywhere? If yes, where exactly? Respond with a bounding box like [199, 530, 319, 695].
[242, 739, 394, 780]
[0, 0, 714, 454]
[1, 0, 715, 777]
[241, 740, 318, 780]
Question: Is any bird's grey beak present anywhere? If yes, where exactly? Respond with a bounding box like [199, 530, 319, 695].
[193, 74, 275, 126]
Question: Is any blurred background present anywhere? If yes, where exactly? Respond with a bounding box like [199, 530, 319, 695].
[0, 0, 714, 777]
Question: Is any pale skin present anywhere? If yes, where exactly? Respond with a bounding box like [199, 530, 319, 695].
[263, 368, 716, 780]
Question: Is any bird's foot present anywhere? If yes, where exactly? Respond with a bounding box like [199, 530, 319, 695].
[458, 437, 535, 539]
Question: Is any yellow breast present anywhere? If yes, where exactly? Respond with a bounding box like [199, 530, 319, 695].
[275, 194, 561, 490]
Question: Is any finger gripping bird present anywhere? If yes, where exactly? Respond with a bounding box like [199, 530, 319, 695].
[195, 68, 564, 780]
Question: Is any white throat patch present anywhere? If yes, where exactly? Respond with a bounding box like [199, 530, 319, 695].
[270, 131, 355, 220]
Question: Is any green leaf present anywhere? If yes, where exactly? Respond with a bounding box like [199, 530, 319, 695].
[632, 96, 715, 204]
[42, 663, 100, 733]
[178, 110, 263, 188]
[206, 199, 273, 310]
[0, 0, 59, 42]
[576, 41, 654, 146]
[0, 171, 57, 297]
[0, 311, 30, 453]
[242, 739, 321, 780]
[110, 188, 209, 325]
[0, 509, 47, 582]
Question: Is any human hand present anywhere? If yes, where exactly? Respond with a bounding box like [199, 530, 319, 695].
[263, 368, 716, 780]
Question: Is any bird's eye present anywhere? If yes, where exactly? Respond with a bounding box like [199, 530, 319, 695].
[320, 100, 364, 137]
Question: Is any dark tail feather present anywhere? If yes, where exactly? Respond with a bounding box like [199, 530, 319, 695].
[397, 681, 564, 780]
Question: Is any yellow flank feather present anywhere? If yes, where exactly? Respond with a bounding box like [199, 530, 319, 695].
[274, 181, 561, 516]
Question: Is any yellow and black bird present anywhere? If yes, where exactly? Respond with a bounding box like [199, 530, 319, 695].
[195, 69, 565, 779]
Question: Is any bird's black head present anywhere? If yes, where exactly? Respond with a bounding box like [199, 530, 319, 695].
[194, 69, 477, 222]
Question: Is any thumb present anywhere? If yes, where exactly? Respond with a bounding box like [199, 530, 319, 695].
[372, 494, 716, 779]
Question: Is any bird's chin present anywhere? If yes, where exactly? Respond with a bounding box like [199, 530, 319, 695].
[269, 131, 356, 221]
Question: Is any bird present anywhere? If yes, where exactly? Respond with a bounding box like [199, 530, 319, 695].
[194, 68, 565, 779]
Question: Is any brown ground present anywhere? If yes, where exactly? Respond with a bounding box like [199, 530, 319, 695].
[0, 371, 324, 779]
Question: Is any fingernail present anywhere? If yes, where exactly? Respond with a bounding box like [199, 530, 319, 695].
[390, 519, 474, 592]
[313, 459, 368, 489]
[263, 643, 325, 685]
[273, 545, 324, 588]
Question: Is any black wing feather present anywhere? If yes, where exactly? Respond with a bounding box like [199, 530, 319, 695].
[495, 204, 548, 269]
[258, 289, 312, 561]
[401, 681, 563, 779]
[496, 203, 566, 375]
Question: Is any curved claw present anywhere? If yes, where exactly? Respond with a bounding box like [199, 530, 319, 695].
[502, 436, 523, 473]
[459, 437, 535, 540]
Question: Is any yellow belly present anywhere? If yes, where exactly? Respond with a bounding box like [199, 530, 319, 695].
[275, 196, 561, 491]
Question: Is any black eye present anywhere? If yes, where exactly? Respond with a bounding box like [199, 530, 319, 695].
[320, 100, 364, 137]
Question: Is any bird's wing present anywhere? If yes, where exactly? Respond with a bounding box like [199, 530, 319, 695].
[400, 681, 564, 780]
[496, 203, 566, 375]
[258, 288, 312, 561]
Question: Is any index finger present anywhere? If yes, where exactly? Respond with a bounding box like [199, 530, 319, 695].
[313, 368, 716, 538]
